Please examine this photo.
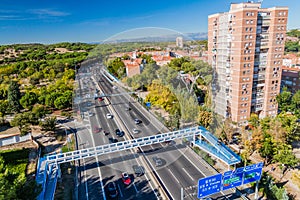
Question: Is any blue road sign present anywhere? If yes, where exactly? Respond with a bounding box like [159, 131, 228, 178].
[243, 163, 263, 184]
[223, 167, 244, 190]
[198, 173, 222, 198]
[145, 102, 151, 108]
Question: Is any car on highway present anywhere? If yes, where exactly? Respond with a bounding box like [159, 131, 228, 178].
[117, 131, 124, 137]
[98, 97, 104, 102]
[134, 119, 142, 124]
[132, 128, 139, 134]
[132, 165, 144, 177]
[106, 113, 113, 119]
[88, 111, 93, 117]
[114, 129, 124, 137]
[121, 172, 131, 186]
[115, 128, 120, 134]
[93, 126, 101, 134]
[152, 156, 163, 167]
[106, 181, 118, 198]
[125, 106, 131, 111]
[112, 85, 118, 89]
[109, 137, 118, 143]
[103, 130, 110, 135]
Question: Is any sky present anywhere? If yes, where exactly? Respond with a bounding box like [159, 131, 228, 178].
[0, 0, 299, 44]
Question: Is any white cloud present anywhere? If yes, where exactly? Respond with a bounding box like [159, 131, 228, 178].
[28, 9, 70, 17]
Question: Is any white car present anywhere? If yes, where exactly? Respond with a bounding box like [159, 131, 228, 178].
[132, 128, 139, 134]
[112, 85, 118, 89]
[106, 113, 113, 119]
[88, 112, 93, 117]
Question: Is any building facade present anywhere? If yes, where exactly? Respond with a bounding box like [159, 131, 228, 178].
[281, 66, 300, 94]
[208, 2, 288, 124]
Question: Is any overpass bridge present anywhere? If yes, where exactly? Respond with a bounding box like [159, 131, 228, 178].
[36, 126, 241, 200]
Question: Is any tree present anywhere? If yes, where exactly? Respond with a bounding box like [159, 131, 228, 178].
[197, 106, 212, 128]
[10, 113, 31, 136]
[291, 90, 300, 116]
[0, 100, 9, 123]
[251, 126, 264, 150]
[32, 104, 47, 119]
[54, 96, 69, 109]
[40, 117, 57, 133]
[20, 92, 38, 110]
[7, 81, 21, 113]
[276, 87, 292, 112]
[273, 143, 299, 177]
[249, 113, 260, 128]
[259, 134, 275, 165]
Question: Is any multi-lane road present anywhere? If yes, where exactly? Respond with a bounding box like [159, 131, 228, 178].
[74, 64, 238, 200]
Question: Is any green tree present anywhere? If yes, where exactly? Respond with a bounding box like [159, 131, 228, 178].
[7, 81, 21, 113]
[32, 104, 47, 119]
[273, 143, 299, 176]
[20, 92, 38, 110]
[40, 116, 57, 133]
[0, 100, 9, 123]
[259, 134, 275, 165]
[249, 113, 260, 128]
[291, 90, 300, 116]
[276, 87, 292, 112]
[54, 96, 69, 109]
[10, 113, 31, 136]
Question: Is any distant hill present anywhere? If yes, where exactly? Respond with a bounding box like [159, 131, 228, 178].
[101, 32, 208, 44]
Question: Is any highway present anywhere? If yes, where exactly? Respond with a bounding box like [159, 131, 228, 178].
[94, 68, 234, 200]
[76, 67, 157, 200]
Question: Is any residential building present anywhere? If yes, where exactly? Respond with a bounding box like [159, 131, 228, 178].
[282, 53, 300, 68]
[176, 36, 183, 48]
[208, 2, 288, 124]
[123, 59, 143, 77]
[281, 66, 300, 94]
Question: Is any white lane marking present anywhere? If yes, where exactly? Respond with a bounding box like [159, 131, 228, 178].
[182, 167, 194, 181]
[133, 182, 139, 193]
[117, 184, 123, 197]
[87, 116, 107, 200]
[168, 168, 180, 183]
[83, 159, 89, 200]
[77, 134, 89, 200]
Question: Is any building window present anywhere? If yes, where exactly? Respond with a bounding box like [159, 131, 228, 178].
[246, 20, 249, 24]
[246, 27, 249, 32]
[250, 20, 254, 24]
[250, 27, 253, 32]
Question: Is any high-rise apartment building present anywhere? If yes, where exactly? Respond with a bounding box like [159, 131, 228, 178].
[208, 2, 288, 124]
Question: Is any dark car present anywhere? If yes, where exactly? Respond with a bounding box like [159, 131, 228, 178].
[132, 165, 144, 177]
[115, 129, 124, 137]
[109, 137, 118, 143]
[103, 130, 110, 135]
[106, 182, 118, 198]
[152, 156, 163, 167]
[134, 119, 142, 124]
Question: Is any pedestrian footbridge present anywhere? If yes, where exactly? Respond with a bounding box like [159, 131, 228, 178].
[36, 126, 240, 200]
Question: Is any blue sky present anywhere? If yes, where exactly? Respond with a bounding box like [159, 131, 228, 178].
[0, 0, 299, 44]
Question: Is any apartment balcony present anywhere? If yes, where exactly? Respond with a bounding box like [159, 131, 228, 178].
[257, 83, 265, 87]
[262, 21, 270, 26]
[255, 106, 263, 112]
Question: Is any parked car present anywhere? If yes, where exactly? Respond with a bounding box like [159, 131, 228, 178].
[106, 182, 118, 198]
[121, 172, 131, 185]
[88, 111, 93, 117]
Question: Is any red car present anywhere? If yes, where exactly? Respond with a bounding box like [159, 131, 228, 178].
[93, 126, 101, 134]
[121, 172, 131, 186]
